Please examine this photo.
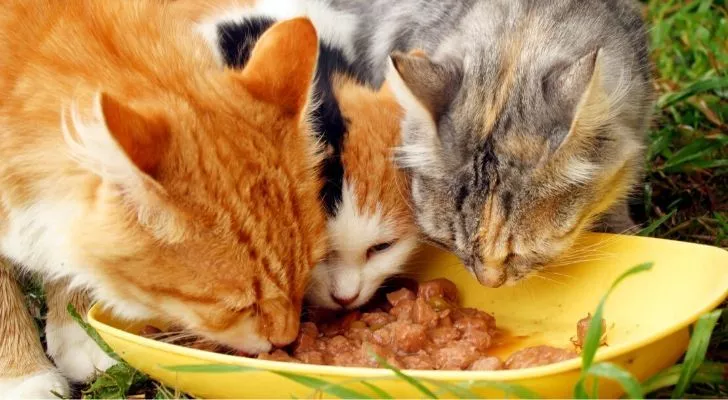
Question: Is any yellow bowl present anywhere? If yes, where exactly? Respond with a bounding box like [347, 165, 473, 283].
[88, 233, 728, 398]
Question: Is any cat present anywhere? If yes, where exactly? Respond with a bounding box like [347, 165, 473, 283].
[0, 1, 326, 397]
[309, 75, 418, 310]
[304, 0, 654, 287]
[186, 0, 419, 310]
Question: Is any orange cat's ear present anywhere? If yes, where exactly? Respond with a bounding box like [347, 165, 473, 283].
[100, 93, 169, 176]
[63, 92, 169, 185]
[237, 17, 319, 114]
[63, 92, 187, 242]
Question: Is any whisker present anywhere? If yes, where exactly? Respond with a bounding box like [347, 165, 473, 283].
[531, 273, 567, 286]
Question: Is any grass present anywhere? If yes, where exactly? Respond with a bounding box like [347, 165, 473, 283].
[21, 0, 727, 398]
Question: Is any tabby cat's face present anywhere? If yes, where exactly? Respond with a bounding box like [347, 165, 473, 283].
[388, 49, 643, 287]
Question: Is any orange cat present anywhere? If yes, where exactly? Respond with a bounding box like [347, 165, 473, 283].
[0, 1, 326, 397]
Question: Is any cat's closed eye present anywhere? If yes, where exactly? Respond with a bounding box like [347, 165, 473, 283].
[366, 241, 396, 259]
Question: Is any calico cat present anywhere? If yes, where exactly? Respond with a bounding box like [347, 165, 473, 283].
[309, 0, 654, 287]
[184, 0, 419, 310]
[308, 76, 418, 310]
[0, 1, 326, 397]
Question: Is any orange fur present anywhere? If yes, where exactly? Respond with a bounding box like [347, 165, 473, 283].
[170, 0, 255, 24]
[335, 76, 415, 238]
[0, 0, 326, 392]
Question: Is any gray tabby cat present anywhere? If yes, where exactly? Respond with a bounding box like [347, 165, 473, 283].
[313, 0, 653, 287]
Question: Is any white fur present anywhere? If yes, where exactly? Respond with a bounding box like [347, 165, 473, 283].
[196, 0, 359, 66]
[563, 157, 597, 185]
[196, 0, 306, 65]
[305, 0, 358, 62]
[46, 322, 117, 382]
[62, 93, 144, 189]
[385, 59, 443, 174]
[306, 181, 418, 309]
[0, 369, 69, 400]
[0, 199, 158, 322]
[1, 202, 84, 279]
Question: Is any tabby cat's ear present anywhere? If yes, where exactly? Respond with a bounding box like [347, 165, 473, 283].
[388, 50, 462, 119]
[238, 17, 318, 115]
[548, 48, 610, 154]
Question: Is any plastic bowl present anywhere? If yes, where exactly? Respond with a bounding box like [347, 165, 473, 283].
[88, 233, 728, 398]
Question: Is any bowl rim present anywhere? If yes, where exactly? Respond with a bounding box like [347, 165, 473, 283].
[87, 237, 728, 381]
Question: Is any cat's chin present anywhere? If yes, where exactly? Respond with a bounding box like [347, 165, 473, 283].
[201, 319, 273, 355]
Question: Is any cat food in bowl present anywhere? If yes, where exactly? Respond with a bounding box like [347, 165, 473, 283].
[88, 234, 728, 398]
[140, 278, 591, 371]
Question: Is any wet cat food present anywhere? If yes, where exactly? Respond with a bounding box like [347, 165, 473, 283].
[573, 314, 608, 348]
[141, 278, 605, 371]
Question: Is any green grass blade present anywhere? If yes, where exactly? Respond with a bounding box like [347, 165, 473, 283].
[273, 371, 373, 399]
[658, 76, 728, 108]
[575, 263, 654, 398]
[660, 139, 728, 171]
[428, 380, 481, 399]
[582, 263, 654, 370]
[360, 381, 394, 399]
[641, 362, 727, 394]
[672, 309, 723, 398]
[669, 159, 728, 171]
[585, 363, 643, 399]
[460, 381, 540, 399]
[638, 210, 676, 236]
[371, 354, 436, 398]
[67, 303, 123, 362]
[162, 364, 256, 373]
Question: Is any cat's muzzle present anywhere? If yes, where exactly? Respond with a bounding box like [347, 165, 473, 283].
[467, 258, 507, 288]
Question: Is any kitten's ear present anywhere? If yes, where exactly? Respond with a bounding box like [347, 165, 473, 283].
[388, 50, 462, 118]
[238, 17, 318, 114]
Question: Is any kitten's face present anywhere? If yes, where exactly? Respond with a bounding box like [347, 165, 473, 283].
[389, 50, 642, 287]
[69, 18, 325, 353]
[305, 79, 418, 310]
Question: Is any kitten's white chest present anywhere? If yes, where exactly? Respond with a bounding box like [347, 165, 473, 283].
[1, 200, 82, 279]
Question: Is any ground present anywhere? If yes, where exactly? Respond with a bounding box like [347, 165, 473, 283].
[20, 0, 728, 398]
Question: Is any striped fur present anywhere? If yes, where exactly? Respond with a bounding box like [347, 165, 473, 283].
[201, 1, 419, 309]
[0, 1, 326, 395]
[313, 0, 654, 287]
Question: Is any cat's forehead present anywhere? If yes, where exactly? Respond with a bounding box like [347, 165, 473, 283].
[452, 55, 569, 169]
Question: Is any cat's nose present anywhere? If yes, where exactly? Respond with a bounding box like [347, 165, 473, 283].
[468, 257, 506, 288]
[331, 292, 359, 307]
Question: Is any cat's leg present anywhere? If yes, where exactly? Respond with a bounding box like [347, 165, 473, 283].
[0, 260, 69, 399]
[44, 279, 117, 383]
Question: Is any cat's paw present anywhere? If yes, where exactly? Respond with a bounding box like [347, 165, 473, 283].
[0, 369, 70, 400]
[46, 321, 117, 382]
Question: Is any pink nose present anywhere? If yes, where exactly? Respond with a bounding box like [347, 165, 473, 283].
[331, 293, 359, 307]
